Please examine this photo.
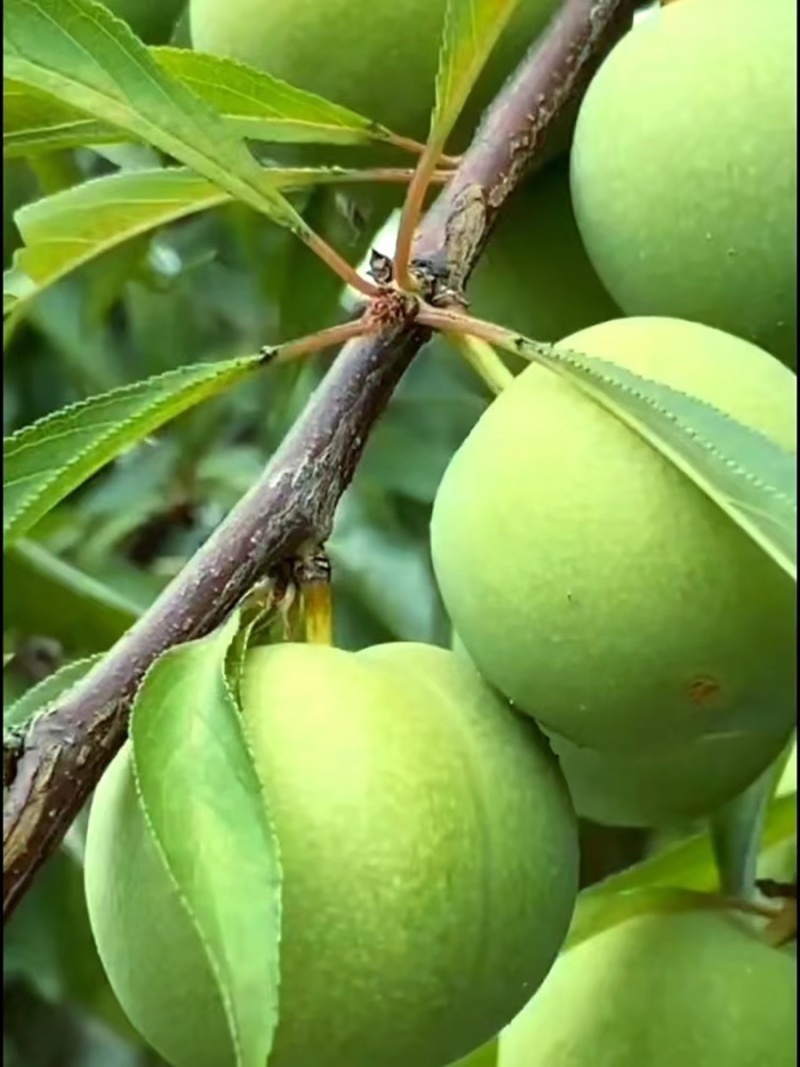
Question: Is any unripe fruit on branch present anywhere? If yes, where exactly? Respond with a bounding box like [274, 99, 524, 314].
[571, 0, 797, 367]
[498, 910, 797, 1067]
[84, 642, 579, 1067]
[432, 317, 796, 753]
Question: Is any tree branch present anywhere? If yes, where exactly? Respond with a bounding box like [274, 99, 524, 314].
[3, 0, 636, 921]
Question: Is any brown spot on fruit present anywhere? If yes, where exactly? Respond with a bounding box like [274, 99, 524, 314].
[687, 676, 722, 706]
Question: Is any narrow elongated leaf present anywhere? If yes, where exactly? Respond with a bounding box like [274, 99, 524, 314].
[564, 791, 797, 951]
[510, 338, 798, 579]
[4, 0, 308, 238]
[4, 539, 141, 654]
[4, 164, 409, 314]
[3, 78, 111, 156]
[131, 612, 281, 1067]
[153, 48, 401, 148]
[5, 47, 405, 157]
[4, 653, 100, 734]
[431, 0, 522, 150]
[588, 792, 797, 898]
[711, 758, 785, 899]
[3, 354, 265, 543]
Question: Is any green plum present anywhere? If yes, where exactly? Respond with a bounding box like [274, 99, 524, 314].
[571, 0, 797, 366]
[499, 910, 797, 1067]
[432, 316, 796, 753]
[85, 642, 578, 1067]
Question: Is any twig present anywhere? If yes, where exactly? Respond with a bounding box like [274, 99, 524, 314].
[3, 0, 637, 921]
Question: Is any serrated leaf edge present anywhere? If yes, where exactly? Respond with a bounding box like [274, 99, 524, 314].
[3, 355, 262, 541]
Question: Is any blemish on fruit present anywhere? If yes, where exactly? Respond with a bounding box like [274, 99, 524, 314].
[687, 675, 722, 707]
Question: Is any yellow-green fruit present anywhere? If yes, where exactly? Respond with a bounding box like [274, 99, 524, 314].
[547, 727, 794, 828]
[101, 0, 186, 43]
[84, 642, 579, 1067]
[431, 316, 796, 753]
[467, 161, 620, 344]
[189, 0, 562, 149]
[498, 911, 797, 1067]
[570, 0, 797, 367]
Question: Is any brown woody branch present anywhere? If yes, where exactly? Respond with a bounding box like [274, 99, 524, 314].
[3, 0, 636, 921]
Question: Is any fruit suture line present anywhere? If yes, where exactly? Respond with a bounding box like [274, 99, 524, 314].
[2, 0, 638, 920]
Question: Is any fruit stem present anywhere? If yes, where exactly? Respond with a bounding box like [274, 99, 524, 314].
[293, 550, 334, 646]
[446, 332, 514, 395]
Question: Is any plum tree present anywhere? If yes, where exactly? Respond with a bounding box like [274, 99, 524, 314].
[83, 642, 579, 1067]
[498, 910, 797, 1067]
[102, 0, 186, 43]
[431, 317, 796, 753]
[467, 160, 620, 345]
[188, 0, 562, 149]
[570, 0, 797, 367]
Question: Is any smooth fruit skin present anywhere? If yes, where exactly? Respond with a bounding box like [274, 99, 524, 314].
[570, 0, 797, 367]
[102, 0, 186, 43]
[84, 642, 579, 1067]
[451, 635, 792, 828]
[546, 726, 794, 828]
[467, 160, 620, 344]
[431, 317, 796, 753]
[498, 911, 797, 1067]
[189, 0, 561, 149]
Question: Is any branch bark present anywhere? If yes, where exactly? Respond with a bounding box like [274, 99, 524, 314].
[3, 0, 636, 921]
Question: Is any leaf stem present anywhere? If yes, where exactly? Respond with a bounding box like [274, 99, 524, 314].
[387, 132, 461, 167]
[299, 230, 379, 298]
[270, 317, 373, 363]
[393, 141, 444, 291]
[417, 303, 519, 347]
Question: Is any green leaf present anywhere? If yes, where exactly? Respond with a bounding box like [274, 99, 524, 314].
[710, 757, 785, 899]
[511, 339, 798, 580]
[4, 653, 100, 734]
[4, 0, 309, 238]
[4, 165, 403, 314]
[564, 790, 797, 953]
[152, 47, 402, 148]
[431, 0, 523, 150]
[5, 169, 229, 312]
[3, 78, 112, 157]
[5, 47, 405, 157]
[588, 792, 797, 898]
[452, 1040, 498, 1067]
[130, 611, 281, 1067]
[4, 539, 141, 655]
[3, 354, 265, 544]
